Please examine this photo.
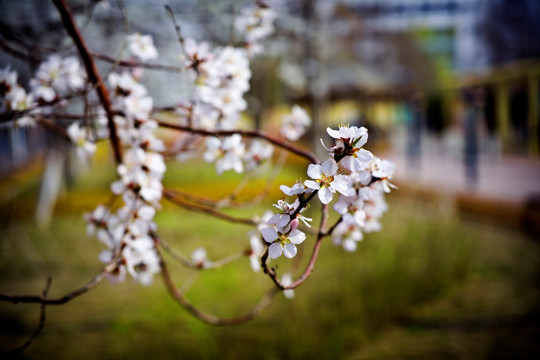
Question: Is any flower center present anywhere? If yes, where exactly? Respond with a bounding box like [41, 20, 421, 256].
[317, 173, 334, 187]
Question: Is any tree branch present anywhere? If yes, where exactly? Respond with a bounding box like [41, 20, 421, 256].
[0, 267, 109, 305]
[163, 189, 256, 226]
[92, 52, 183, 72]
[159, 251, 279, 325]
[52, 0, 123, 165]
[158, 235, 247, 270]
[156, 120, 319, 164]
[7, 277, 52, 354]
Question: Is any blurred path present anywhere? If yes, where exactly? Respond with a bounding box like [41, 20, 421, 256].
[386, 150, 540, 204]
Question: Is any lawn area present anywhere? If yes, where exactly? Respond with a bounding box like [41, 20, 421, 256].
[1, 158, 539, 359]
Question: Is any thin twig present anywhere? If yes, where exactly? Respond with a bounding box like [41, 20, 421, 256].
[0, 266, 110, 305]
[92, 52, 183, 72]
[35, 117, 71, 141]
[158, 236, 247, 270]
[52, 0, 123, 165]
[287, 203, 329, 289]
[156, 120, 319, 164]
[164, 4, 186, 54]
[7, 277, 52, 354]
[159, 251, 279, 325]
[163, 189, 256, 226]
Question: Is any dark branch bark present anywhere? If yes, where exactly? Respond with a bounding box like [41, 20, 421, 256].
[7, 277, 52, 354]
[52, 0, 123, 165]
[0, 268, 108, 305]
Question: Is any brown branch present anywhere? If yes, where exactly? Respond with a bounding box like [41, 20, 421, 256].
[92, 52, 183, 72]
[167, 151, 283, 210]
[164, 5, 186, 54]
[261, 203, 329, 291]
[159, 251, 279, 325]
[35, 117, 71, 141]
[322, 215, 343, 238]
[163, 189, 256, 226]
[156, 120, 319, 164]
[52, 0, 123, 165]
[158, 235, 247, 270]
[0, 36, 42, 64]
[287, 203, 329, 289]
[8, 277, 52, 354]
[0, 267, 109, 305]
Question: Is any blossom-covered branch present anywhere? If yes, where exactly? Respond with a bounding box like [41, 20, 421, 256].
[52, 0, 123, 164]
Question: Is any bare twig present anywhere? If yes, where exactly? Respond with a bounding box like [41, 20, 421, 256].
[35, 117, 71, 141]
[7, 277, 52, 354]
[164, 5, 186, 54]
[286, 203, 329, 289]
[158, 235, 247, 270]
[92, 52, 183, 72]
[159, 251, 279, 325]
[156, 120, 319, 164]
[163, 189, 256, 226]
[0, 266, 110, 305]
[52, 0, 123, 165]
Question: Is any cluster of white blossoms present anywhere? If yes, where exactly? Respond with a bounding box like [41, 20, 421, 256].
[1, 1, 395, 293]
[280, 105, 311, 141]
[172, 3, 277, 176]
[260, 124, 396, 257]
[1, 57, 91, 144]
[1, 55, 86, 127]
[31, 55, 86, 103]
[0, 67, 36, 126]
[235, 1, 277, 57]
[84, 47, 165, 285]
[127, 33, 159, 61]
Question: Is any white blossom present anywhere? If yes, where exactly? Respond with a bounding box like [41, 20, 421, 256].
[304, 158, 350, 204]
[281, 105, 311, 141]
[127, 33, 158, 61]
[66, 122, 96, 162]
[261, 225, 306, 259]
[281, 273, 295, 299]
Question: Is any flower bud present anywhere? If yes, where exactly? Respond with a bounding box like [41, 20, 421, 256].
[289, 218, 299, 231]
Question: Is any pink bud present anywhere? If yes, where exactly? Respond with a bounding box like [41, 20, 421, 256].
[289, 218, 299, 231]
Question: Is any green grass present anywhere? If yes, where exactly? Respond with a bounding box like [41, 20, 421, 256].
[1, 160, 539, 359]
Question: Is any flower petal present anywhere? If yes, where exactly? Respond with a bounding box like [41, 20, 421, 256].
[307, 163, 322, 180]
[356, 149, 373, 163]
[283, 243, 297, 258]
[268, 242, 283, 259]
[288, 229, 306, 244]
[304, 180, 320, 190]
[321, 158, 338, 176]
[318, 187, 333, 204]
[340, 156, 362, 172]
[326, 127, 341, 139]
[261, 227, 278, 243]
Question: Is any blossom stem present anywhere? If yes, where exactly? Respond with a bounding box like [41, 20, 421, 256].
[286, 203, 329, 289]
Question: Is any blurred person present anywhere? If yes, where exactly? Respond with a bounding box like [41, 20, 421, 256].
[461, 84, 485, 190]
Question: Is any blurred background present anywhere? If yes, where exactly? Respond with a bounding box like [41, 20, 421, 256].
[1, 0, 540, 358]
